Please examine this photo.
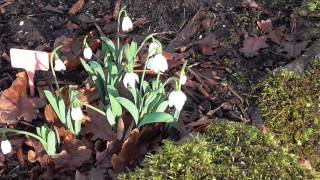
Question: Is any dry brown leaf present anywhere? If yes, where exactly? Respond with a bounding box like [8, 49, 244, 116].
[278, 39, 310, 59]
[257, 19, 273, 33]
[241, 0, 260, 9]
[75, 168, 106, 180]
[25, 138, 51, 167]
[52, 138, 92, 171]
[81, 108, 117, 141]
[53, 36, 101, 71]
[69, 0, 85, 16]
[111, 125, 163, 173]
[0, 72, 45, 125]
[298, 157, 314, 171]
[239, 36, 269, 57]
[268, 27, 285, 44]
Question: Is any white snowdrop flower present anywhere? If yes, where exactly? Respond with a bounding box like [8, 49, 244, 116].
[123, 72, 139, 88]
[19, 21, 24, 26]
[1, 140, 12, 155]
[71, 107, 84, 121]
[180, 75, 187, 85]
[148, 41, 161, 57]
[83, 47, 93, 59]
[121, 16, 133, 32]
[168, 90, 187, 111]
[54, 59, 66, 71]
[146, 54, 168, 73]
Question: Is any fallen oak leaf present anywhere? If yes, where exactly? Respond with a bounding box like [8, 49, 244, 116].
[239, 36, 269, 57]
[52, 138, 92, 171]
[69, 0, 85, 16]
[257, 19, 273, 33]
[241, 0, 260, 9]
[268, 26, 285, 45]
[111, 124, 163, 173]
[81, 108, 117, 141]
[53, 36, 100, 71]
[278, 37, 310, 59]
[0, 72, 45, 125]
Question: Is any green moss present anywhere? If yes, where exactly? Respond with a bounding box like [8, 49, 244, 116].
[256, 60, 320, 170]
[119, 121, 317, 179]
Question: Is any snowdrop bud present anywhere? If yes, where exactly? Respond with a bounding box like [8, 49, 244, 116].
[180, 75, 187, 85]
[148, 41, 161, 57]
[168, 90, 187, 111]
[83, 47, 93, 59]
[54, 59, 66, 71]
[71, 107, 84, 121]
[122, 16, 133, 32]
[123, 72, 139, 88]
[146, 54, 168, 73]
[1, 140, 12, 154]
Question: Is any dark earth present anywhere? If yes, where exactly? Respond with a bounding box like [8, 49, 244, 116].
[0, 0, 319, 179]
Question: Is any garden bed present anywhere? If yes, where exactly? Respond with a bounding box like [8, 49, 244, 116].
[0, 0, 319, 179]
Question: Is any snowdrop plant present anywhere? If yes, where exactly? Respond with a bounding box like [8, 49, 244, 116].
[79, 7, 188, 129]
[44, 46, 82, 136]
[83, 36, 93, 60]
[1, 134, 12, 154]
[0, 125, 58, 156]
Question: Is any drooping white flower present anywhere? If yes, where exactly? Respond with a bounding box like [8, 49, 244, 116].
[71, 107, 84, 121]
[148, 41, 161, 57]
[1, 140, 12, 155]
[122, 16, 133, 32]
[123, 72, 139, 88]
[146, 54, 168, 73]
[180, 75, 187, 85]
[168, 90, 187, 111]
[54, 59, 66, 71]
[83, 47, 93, 59]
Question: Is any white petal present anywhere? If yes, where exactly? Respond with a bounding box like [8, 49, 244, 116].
[54, 59, 66, 71]
[180, 75, 187, 85]
[148, 42, 160, 57]
[168, 91, 187, 111]
[1, 140, 12, 154]
[123, 73, 139, 88]
[71, 107, 84, 121]
[122, 16, 133, 32]
[146, 54, 168, 72]
[83, 47, 93, 59]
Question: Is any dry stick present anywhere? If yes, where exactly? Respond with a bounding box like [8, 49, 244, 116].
[224, 83, 251, 122]
[113, 0, 122, 18]
[187, 104, 223, 128]
[188, 68, 211, 92]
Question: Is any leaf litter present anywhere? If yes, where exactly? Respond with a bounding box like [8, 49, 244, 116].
[0, 0, 319, 178]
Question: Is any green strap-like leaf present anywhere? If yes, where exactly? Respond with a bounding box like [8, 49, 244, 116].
[138, 112, 174, 128]
[41, 126, 48, 141]
[142, 81, 152, 94]
[109, 94, 122, 117]
[116, 97, 139, 125]
[47, 130, 57, 156]
[106, 106, 116, 127]
[74, 118, 82, 136]
[58, 98, 66, 124]
[156, 100, 169, 112]
[66, 108, 75, 133]
[44, 90, 61, 120]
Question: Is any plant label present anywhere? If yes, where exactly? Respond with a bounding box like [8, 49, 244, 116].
[10, 48, 50, 96]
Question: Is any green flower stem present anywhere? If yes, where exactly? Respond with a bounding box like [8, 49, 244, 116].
[117, 6, 127, 49]
[0, 128, 47, 146]
[137, 32, 174, 92]
[50, 45, 63, 96]
[155, 71, 161, 89]
[178, 60, 188, 91]
[81, 102, 107, 117]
